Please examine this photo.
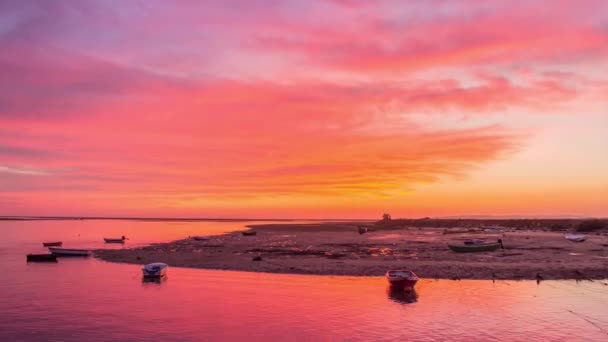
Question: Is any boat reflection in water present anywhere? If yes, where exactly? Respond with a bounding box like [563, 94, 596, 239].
[387, 287, 419, 305]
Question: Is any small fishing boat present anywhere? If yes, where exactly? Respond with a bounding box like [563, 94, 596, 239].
[386, 270, 419, 290]
[463, 239, 486, 245]
[104, 236, 126, 243]
[242, 231, 257, 236]
[42, 241, 63, 247]
[26, 253, 58, 262]
[448, 239, 503, 252]
[564, 233, 586, 242]
[142, 262, 168, 278]
[192, 236, 210, 241]
[48, 247, 91, 257]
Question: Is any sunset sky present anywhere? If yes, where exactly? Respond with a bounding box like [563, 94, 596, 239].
[1, 0, 607, 218]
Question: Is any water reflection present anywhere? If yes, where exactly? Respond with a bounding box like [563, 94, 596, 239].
[387, 287, 418, 304]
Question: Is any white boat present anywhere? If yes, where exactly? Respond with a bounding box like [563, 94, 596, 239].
[48, 247, 92, 256]
[142, 262, 168, 278]
[565, 233, 586, 242]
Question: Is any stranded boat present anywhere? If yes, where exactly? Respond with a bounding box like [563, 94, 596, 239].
[48, 247, 92, 257]
[448, 239, 503, 252]
[242, 231, 257, 236]
[26, 253, 58, 262]
[564, 233, 586, 242]
[386, 270, 419, 290]
[142, 262, 168, 278]
[104, 236, 126, 243]
[192, 236, 210, 241]
[42, 241, 63, 247]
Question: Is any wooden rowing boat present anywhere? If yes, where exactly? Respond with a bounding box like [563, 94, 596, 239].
[448, 239, 503, 252]
[386, 270, 419, 290]
[48, 247, 92, 256]
[27, 253, 58, 262]
[42, 241, 63, 247]
[104, 236, 126, 243]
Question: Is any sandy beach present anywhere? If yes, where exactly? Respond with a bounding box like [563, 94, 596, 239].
[95, 220, 608, 280]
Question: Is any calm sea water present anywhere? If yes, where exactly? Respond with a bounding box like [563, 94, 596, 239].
[1, 220, 608, 341]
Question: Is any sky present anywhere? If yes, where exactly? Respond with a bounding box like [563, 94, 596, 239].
[0, 0, 607, 218]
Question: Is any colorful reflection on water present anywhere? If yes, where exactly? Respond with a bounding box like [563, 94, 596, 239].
[1, 220, 608, 341]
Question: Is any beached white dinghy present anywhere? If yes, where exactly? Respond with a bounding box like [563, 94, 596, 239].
[564, 233, 586, 242]
[142, 262, 168, 278]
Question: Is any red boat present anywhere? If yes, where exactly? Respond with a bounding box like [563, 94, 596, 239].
[42, 241, 63, 247]
[386, 270, 419, 290]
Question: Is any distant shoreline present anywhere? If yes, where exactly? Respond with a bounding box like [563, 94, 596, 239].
[95, 220, 608, 280]
[0, 216, 371, 222]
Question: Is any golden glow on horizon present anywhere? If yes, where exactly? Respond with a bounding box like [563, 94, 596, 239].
[0, 1, 606, 218]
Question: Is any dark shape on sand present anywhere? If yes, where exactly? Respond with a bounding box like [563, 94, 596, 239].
[252, 256, 262, 261]
[242, 231, 257, 236]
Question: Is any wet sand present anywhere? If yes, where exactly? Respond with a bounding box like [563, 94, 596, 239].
[95, 222, 608, 280]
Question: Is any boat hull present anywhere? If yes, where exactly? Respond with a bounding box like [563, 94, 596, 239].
[386, 270, 419, 290]
[42, 242, 63, 247]
[104, 238, 125, 243]
[565, 234, 586, 242]
[48, 247, 91, 256]
[448, 242, 501, 252]
[142, 263, 168, 278]
[388, 278, 418, 290]
[27, 254, 58, 262]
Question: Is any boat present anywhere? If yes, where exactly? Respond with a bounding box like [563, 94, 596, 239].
[448, 239, 503, 252]
[565, 233, 586, 242]
[358, 226, 369, 235]
[386, 270, 419, 290]
[242, 231, 257, 236]
[26, 253, 58, 262]
[48, 247, 92, 257]
[463, 239, 486, 245]
[104, 236, 126, 243]
[192, 236, 210, 241]
[42, 241, 63, 247]
[142, 262, 168, 278]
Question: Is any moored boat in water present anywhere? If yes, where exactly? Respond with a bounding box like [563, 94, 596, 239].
[242, 231, 257, 236]
[448, 239, 503, 252]
[48, 247, 92, 256]
[26, 253, 58, 262]
[386, 270, 419, 290]
[192, 236, 210, 241]
[104, 236, 126, 243]
[564, 233, 586, 242]
[142, 262, 168, 278]
[42, 241, 63, 247]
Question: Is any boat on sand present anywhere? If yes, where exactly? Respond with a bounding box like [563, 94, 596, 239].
[386, 270, 419, 290]
[27, 253, 58, 262]
[48, 247, 91, 257]
[142, 262, 168, 278]
[564, 233, 586, 242]
[42, 241, 62, 247]
[104, 236, 126, 243]
[448, 239, 503, 252]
